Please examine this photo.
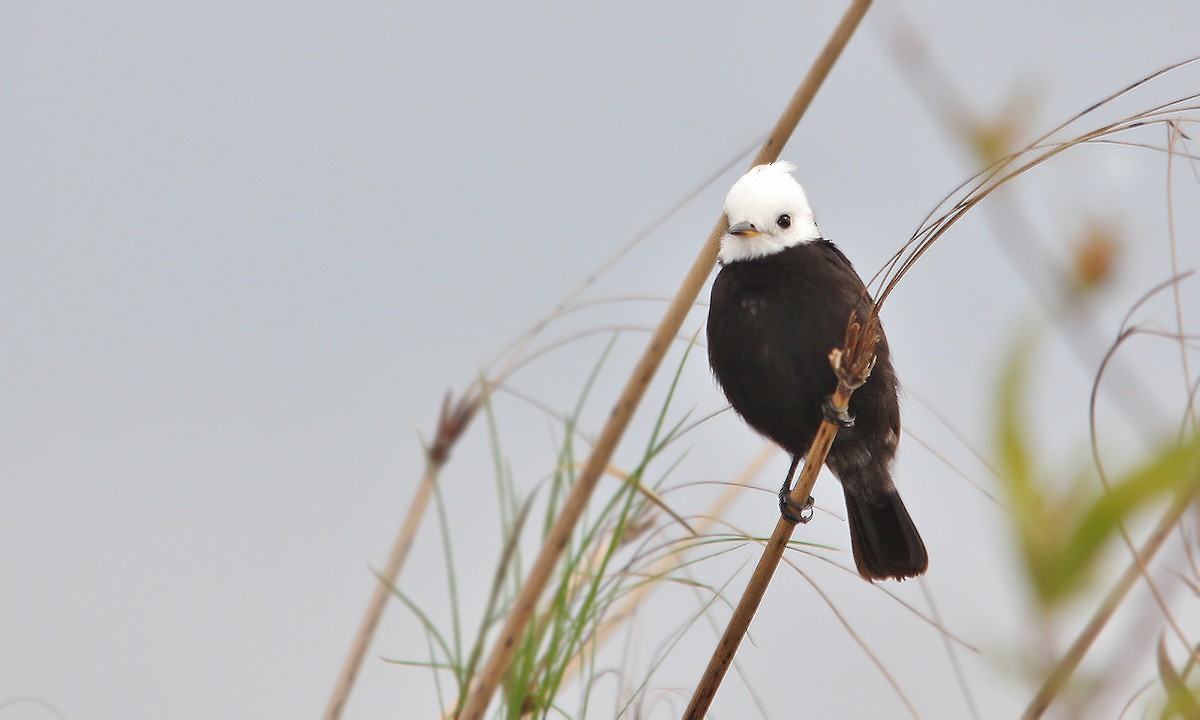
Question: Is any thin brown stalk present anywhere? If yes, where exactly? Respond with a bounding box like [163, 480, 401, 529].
[1087, 276, 1200, 665]
[870, 55, 1200, 310]
[683, 312, 881, 719]
[557, 445, 776, 689]
[683, 441, 835, 718]
[484, 139, 759, 396]
[1166, 122, 1197, 436]
[456, 2, 874, 717]
[324, 393, 478, 720]
[1021, 477, 1200, 719]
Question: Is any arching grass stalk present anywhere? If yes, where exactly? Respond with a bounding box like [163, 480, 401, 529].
[456, 1, 876, 715]
[870, 56, 1200, 311]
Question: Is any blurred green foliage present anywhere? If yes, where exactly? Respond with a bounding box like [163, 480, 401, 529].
[996, 331, 1200, 605]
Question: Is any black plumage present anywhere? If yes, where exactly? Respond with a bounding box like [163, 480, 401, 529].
[707, 238, 928, 581]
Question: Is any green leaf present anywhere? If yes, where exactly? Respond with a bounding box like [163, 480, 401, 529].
[994, 326, 1200, 603]
[1042, 432, 1200, 601]
[996, 329, 1039, 516]
[1157, 634, 1200, 719]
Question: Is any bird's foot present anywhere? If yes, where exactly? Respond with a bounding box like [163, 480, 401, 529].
[823, 395, 855, 428]
[779, 492, 815, 525]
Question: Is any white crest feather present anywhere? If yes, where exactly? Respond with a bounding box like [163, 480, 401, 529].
[719, 161, 821, 264]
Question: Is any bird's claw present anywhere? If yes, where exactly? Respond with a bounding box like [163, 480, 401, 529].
[823, 395, 854, 428]
[779, 492, 815, 525]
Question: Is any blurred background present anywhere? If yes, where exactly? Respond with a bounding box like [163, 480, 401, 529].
[3, 2, 1198, 718]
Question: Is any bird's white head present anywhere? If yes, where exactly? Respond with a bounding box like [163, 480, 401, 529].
[719, 161, 821, 264]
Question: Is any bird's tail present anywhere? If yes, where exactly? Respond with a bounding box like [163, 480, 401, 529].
[842, 486, 928, 581]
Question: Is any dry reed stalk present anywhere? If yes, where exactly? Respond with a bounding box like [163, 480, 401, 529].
[456, 2, 873, 716]
[683, 313, 881, 719]
[324, 393, 478, 720]
[555, 445, 777, 689]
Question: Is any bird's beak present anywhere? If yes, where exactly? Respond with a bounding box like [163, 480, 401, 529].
[727, 221, 760, 238]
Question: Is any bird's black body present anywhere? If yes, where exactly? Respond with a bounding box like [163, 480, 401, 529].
[707, 239, 927, 580]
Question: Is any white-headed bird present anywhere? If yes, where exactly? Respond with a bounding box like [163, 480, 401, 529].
[706, 162, 927, 581]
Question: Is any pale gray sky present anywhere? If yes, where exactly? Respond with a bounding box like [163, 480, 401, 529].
[3, 2, 1198, 718]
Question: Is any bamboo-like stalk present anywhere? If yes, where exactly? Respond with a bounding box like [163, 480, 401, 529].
[556, 445, 777, 689]
[684, 313, 881, 719]
[324, 393, 478, 720]
[456, 3, 873, 717]
[683, 436, 838, 718]
[1021, 479, 1200, 719]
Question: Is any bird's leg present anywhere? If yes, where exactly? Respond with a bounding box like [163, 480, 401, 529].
[822, 395, 855, 428]
[778, 454, 814, 524]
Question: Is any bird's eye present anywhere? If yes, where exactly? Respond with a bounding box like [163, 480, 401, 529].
[776, 214, 791, 229]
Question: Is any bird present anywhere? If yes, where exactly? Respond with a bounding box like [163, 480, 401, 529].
[706, 161, 928, 581]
